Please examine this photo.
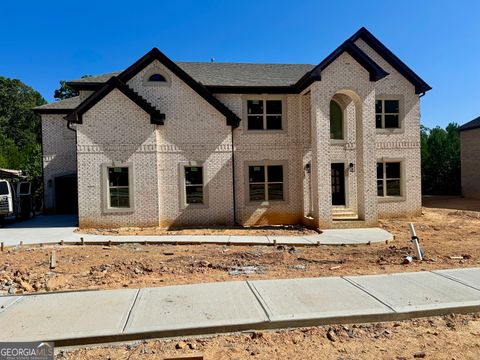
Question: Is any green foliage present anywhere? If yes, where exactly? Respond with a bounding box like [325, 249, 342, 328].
[421, 122, 461, 195]
[0, 76, 46, 183]
[54, 75, 91, 100]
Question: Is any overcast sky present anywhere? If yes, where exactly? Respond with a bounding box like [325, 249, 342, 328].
[1, 0, 479, 128]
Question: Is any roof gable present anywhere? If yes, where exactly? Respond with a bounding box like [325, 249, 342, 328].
[295, 42, 389, 91]
[65, 77, 165, 125]
[116, 48, 240, 127]
[350, 27, 432, 94]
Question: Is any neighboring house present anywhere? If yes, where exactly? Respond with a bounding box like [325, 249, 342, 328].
[34, 27, 431, 229]
[459, 116, 480, 199]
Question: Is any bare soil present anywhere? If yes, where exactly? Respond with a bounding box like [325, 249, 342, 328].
[77, 224, 318, 236]
[1, 197, 479, 294]
[59, 314, 480, 359]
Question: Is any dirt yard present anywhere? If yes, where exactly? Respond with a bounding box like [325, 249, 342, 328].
[1, 196, 479, 294]
[58, 313, 480, 359]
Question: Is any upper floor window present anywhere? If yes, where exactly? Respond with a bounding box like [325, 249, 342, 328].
[376, 99, 400, 129]
[247, 99, 283, 130]
[148, 73, 167, 82]
[330, 100, 344, 140]
[377, 161, 401, 197]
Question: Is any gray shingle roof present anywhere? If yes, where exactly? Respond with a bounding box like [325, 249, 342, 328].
[460, 116, 480, 131]
[69, 62, 315, 87]
[34, 96, 81, 110]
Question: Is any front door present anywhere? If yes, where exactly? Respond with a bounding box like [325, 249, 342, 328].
[331, 163, 346, 206]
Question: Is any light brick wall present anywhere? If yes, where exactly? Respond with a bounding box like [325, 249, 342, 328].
[43, 43, 423, 228]
[461, 128, 480, 199]
[41, 114, 77, 211]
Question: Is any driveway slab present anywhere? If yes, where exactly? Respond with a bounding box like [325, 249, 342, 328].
[0, 289, 138, 343]
[248, 277, 393, 326]
[319, 228, 392, 244]
[124, 281, 268, 337]
[433, 268, 480, 291]
[345, 271, 480, 316]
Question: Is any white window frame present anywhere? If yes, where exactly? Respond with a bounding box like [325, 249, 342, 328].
[375, 96, 404, 132]
[102, 163, 134, 213]
[245, 161, 287, 205]
[376, 159, 405, 202]
[243, 95, 287, 133]
[179, 161, 208, 209]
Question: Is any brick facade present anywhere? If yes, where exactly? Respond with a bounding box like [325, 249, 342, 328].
[40, 33, 425, 228]
[461, 128, 480, 199]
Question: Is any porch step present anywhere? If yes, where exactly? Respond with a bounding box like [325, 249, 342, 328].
[332, 207, 358, 221]
[330, 220, 369, 229]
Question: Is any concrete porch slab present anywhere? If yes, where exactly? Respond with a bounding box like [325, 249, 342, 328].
[0, 289, 138, 343]
[433, 268, 480, 291]
[345, 271, 480, 316]
[248, 277, 393, 327]
[319, 228, 392, 245]
[123, 281, 268, 337]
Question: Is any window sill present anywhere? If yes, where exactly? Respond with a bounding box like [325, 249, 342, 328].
[245, 129, 287, 135]
[183, 203, 209, 209]
[102, 208, 135, 214]
[247, 200, 286, 207]
[376, 128, 405, 135]
[330, 139, 347, 145]
[377, 196, 405, 203]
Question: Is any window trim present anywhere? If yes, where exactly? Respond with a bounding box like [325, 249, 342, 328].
[143, 68, 171, 87]
[375, 95, 404, 133]
[376, 158, 406, 202]
[242, 95, 287, 134]
[101, 163, 135, 214]
[179, 161, 208, 209]
[244, 160, 288, 205]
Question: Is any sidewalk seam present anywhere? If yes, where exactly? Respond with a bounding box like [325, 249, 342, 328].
[121, 289, 141, 333]
[245, 281, 272, 322]
[430, 271, 480, 292]
[342, 277, 397, 313]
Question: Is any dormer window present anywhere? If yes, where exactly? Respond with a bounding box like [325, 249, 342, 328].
[148, 73, 167, 82]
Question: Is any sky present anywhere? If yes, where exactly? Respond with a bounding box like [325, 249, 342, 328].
[0, 0, 479, 129]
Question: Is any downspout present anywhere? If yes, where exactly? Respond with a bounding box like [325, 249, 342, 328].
[66, 119, 80, 221]
[230, 124, 238, 225]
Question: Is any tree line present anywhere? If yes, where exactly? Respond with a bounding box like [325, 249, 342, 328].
[0, 75, 462, 196]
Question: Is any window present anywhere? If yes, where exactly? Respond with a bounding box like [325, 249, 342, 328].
[185, 166, 204, 204]
[108, 167, 130, 208]
[0, 181, 8, 195]
[330, 100, 343, 140]
[247, 99, 283, 130]
[248, 165, 284, 202]
[376, 99, 400, 129]
[377, 161, 401, 197]
[148, 73, 167, 82]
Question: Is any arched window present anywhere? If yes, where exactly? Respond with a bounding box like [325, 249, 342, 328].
[148, 73, 167, 82]
[330, 100, 343, 140]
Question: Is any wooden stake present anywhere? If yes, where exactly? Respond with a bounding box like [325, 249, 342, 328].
[1, 242, 3, 252]
[60, 240, 64, 246]
[50, 250, 57, 269]
[81, 237, 84, 245]
[19, 241, 23, 247]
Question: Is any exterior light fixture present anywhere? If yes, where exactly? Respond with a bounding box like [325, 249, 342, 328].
[305, 162, 311, 174]
[349, 163, 355, 173]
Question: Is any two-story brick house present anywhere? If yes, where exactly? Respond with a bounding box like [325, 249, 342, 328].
[34, 27, 431, 229]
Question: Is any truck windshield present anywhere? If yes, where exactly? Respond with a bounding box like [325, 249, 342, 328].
[0, 182, 8, 195]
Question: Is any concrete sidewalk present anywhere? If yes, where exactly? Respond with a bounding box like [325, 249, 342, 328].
[0, 268, 479, 346]
[0, 215, 392, 247]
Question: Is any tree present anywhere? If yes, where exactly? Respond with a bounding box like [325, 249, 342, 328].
[0, 76, 46, 181]
[421, 123, 461, 195]
[53, 75, 91, 100]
